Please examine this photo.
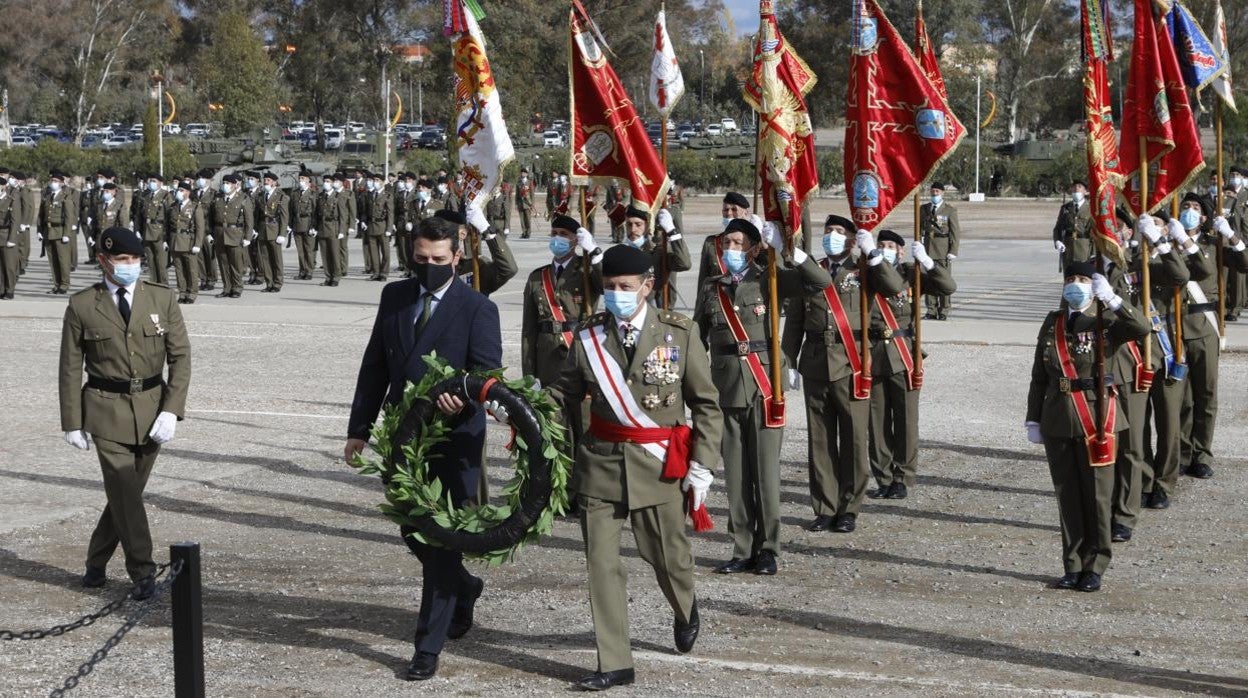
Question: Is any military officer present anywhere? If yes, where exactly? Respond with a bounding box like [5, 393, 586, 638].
[255, 171, 289, 293]
[240, 171, 264, 286]
[694, 192, 759, 316]
[312, 176, 344, 287]
[14, 172, 37, 276]
[621, 205, 689, 310]
[361, 171, 395, 282]
[696, 218, 832, 573]
[485, 187, 509, 234]
[167, 180, 206, 304]
[513, 169, 534, 239]
[211, 174, 254, 298]
[42, 170, 80, 295]
[134, 173, 171, 285]
[546, 172, 570, 220]
[392, 172, 418, 275]
[1053, 180, 1095, 271]
[192, 170, 218, 292]
[289, 171, 318, 280]
[1225, 166, 1248, 320]
[1025, 261, 1149, 592]
[865, 231, 955, 500]
[919, 183, 959, 320]
[603, 181, 623, 243]
[458, 208, 518, 296]
[91, 180, 127, 251]
[59, 226, 191, 598]
[667, 179, 685, 244]
[336, 173, 356, 277]
[0, 172, 18, 299]
[546, 244, 722, 692]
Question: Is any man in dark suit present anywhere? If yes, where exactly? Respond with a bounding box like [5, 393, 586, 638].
[344, 216, 503, 681]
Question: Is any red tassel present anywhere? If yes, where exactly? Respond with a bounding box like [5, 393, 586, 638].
[687, 490, 714, 532]
[661, 424, 693, 480]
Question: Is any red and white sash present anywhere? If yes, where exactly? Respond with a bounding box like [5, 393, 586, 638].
[875, 293, 918, 391]
[541, 267, 573, 347]
[1054, 313, 1117, 467]
[579, 323, 669, 462]
[715, 286, 784, 427]
[824, 286, 872, 399]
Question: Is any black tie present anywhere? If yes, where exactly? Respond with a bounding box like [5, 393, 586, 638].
[555, 264, 565, 279]
[415, 292, 433, 334]
[116, 288, 131, 326]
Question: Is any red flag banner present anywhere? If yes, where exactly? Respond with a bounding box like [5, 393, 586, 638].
[1082, 0, 1125, 266]
[915, 0, 946, 99]
[846, 0, 966, 230]
[742, 0, 819, 231]
[1119, 0, 1204, 214]
[568, 4, 669, 217]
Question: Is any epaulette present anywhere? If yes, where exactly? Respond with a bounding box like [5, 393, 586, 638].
[657, 309, 694, 329]
[71, 284, 99, 298]
[579, 311, 611, 330]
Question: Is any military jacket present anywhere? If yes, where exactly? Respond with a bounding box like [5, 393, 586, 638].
[364, 189, 394, 235]
[168, 199, 206, 254]
[457, 231, 518, 296]
[1107, 242, 1189, 383]
[211, 193, 255, 247]
[136, 190, 171, 243]
[867, 261, 955, 378]
[289, 187, 316, 233]
[257, 189, 290, 241]
[920, 201, 960, 257]
[41, 187, 79, 235]
[0, 190, 16, 245]
[521, 255, 604, 385]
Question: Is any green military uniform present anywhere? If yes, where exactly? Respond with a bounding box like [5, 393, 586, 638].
[393, 183, 416, 274]
[1053, 198, 1095, 268]
[211, 187, 254, 298]
[313, 188, 343, 286]
[18, 179, 39, 274]
[867, 256, 955, 494]
[339, 182, 357, 277]
[485, 190, 509, 233]
[168, 193, 207, 303]
[243, 187, 263, 284]
[135, 186, 171, 285]
[1026, 298, 1149, 583]
[79, 185, 96, 263]
[363, 185, 394, 280]
[289, 184, 317, 280]
[1225, 186, 1248, 320]
[515, 175, 534, 238]
[193, 184, 218, 290]
[0, 184, 18, 298]
[59, 275, 191, 584]
[91, 191, 127, 248]
[920, 200, 959, 318]
[641, 228, 690, 310]
[695, 249, 831, 561]
[457, 227, 518, 296]
[605, 182, 623, 243]
[548, 305, 722, 675]
[255, 185, 289, 292]
[42, 182, 80, 293]
[666, 184, 684, 241]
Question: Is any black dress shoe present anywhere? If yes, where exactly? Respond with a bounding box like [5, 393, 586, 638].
[1145, 490, 1170, 510]
[867, 487, 890, 499]
[1054, 572, 1079, 590]
[1111, 523, 1132, 543]
[131, 578, 155, 601]
[576, 668, 635, 691]
[229, 292, 241, 298]
[215, 291, 231, 298]
[832, 513, 857, 533]
[1076, 572, 1102, 592]
[885, 482, 908, 499]
[714, 557, 755, 574]
[82, 566, 106, 588]
[447, 576, 485, 640]
[674, 600, 699, 653]
[807, 515, 835, 531]
[937, 312, 947, 320]
[754, 550, 777, 575]
[404, 651, 438, 681]
[1183, 462, 1214, 479]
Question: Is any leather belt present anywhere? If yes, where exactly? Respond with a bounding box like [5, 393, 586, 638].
[87, 374, 163, 394]
[1054, 374, 1115, 393]
[869, 327, 912, 340]
[713, 339, 769, 356]
[804, 330, 845, 345]
[1187, 302, 1218, 313]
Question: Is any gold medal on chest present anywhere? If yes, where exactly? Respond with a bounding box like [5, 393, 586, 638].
[642, 393, 662, 410]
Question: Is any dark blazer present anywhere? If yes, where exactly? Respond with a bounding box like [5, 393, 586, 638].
[348, 275, 502, 503]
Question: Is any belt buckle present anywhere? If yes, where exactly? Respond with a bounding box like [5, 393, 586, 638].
[129, 378, 144, 394]
[737, 340, 751, 356]
[1057, 377, 1071, 393]
[882, 327, 893, 339]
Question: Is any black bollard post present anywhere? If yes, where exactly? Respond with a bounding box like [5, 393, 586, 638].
[170, 542, 205, 698]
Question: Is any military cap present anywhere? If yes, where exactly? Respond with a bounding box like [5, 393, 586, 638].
[434, 209, 466, 225]
[930, 182, 946, 192]
[602, 244, 654, 277]
[98, 227, 144, 256]
[222, 173, 241, 184]
[722, 191, 749, 208]
[0, 167, 9, 175]
[1070, 179, 1088, 189]
[403, 171, 417, 179]
[724, 217, 761, 244]
[149, 171, 164, 181]
[99, 167, 116, 179]
[878, 229, 905, 247]
[1230, 165, 1248, 177]
[551, 214, 582, 233]
[416, 179, 434, 189]
[176, 179, 193, 192]
[261, 171, 279, 182]
[824, 214, 857, 234]
[1181, 191, 1212, 218]
[1064, 260, 1095, 279]
[49, 170, 68, 181]
[11, 171, 27, 181]
[624, 205, 650, 222]
[101, 182, 118, 191]
[197, 168, 215, 179]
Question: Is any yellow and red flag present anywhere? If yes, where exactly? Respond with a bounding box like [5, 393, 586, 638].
[568, 0, 669, 217]
[742, 0, 819, 231]
[915, 0, 946, 100]
[845, 0, 965, 230]
[1081, 0, 1125, 266]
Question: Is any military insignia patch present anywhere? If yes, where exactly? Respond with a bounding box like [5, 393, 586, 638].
[753, 304, 766, 316]
[642, 393, 661, 410]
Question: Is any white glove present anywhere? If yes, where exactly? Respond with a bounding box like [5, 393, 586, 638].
[147, 411, 178, 445]
[276, 236, 287, 246]
[337, 233, 346, 240]
[71, 225, 78, 231]
[1091, 273, 1122, 310]
[191, 246, 200, 254]
[1167, 219, 1190, 247]
[21, 224, 29, 232]
[946, 253, 957, 262]
[502, 228, 510, 238]
[786, 368, 801, 390]
[1054, 240, 1066, 253]
[162, 242, 168, 250]
[681, 460, 713, 511]
[405, 222, 413, 232]
[760, 221, 780, 249]
[1214, 216, 1235, 239]
[484, 399, 510, 425]
[1025, 421, 1043, 444]
[64, 430, 90, 450]
[250, 230, 258, 240]
[576, 227, 595, 253]
[61, 236, 70, 243]
[309, 229, 318, 238]
[385, 229, 392, 238]
[855, 229, 874, 256]
[748, 213, 763, 232]
[657, 208, 675, 233]
[360, 222, 368, 232]
[4, 242, 14, 248]
[1136, 216, 1161, 244]
[87, 237, 95, 246]
[348, 227, 357, 236]
[911, 241, 934, 270]
[206, 235, 214, 245]
[241, 238, 251, 247]
[467, 207, 489, 234]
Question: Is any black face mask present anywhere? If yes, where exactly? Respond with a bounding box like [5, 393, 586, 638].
[412, 261, 454, 292]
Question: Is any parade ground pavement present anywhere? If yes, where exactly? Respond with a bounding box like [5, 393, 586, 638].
[1, 198, 1245, 696]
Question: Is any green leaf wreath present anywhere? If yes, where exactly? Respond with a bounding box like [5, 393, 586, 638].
[350, 354, 572, 567]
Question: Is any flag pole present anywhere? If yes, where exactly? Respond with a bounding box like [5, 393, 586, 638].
[912, 192, 923, 379]
[660, 127, 670, 309]
[1216, 99, 1226, 340]
[580, 184, 591, 318]
[1172, 195, 1184, 367]
[470, 225, 481, 291]
[1139, 136, 1151, 371]
[756, 110, 784, 415]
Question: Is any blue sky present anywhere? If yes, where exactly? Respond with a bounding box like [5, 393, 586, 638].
[721, 0, 761, 36]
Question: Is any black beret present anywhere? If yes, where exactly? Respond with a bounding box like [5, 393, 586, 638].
[176, 180, 193, 192]
[49, 170, 68, 181]
[1230, 166, 1248, 177]
[624, 205, 649, 222]
[551, 214, 582, 233]
[98, 227, 144, 256]
[261, 171, 279, 182]
[417, 179, 434, 189]
[722, 191, 750, 209]
[724, 217, 760, 244]
[1181, 191, 1212, 218]
[434, 209, 466, 225]
[878, 229, 905, 246]
[149, 172, 164, 181]
[196, 168, 215, 179]
[602, 244, 654, 277]
[99, 167, 116, 179]
[403, 171, 417, 179]
[101, 182, 118, 191]
[0, 167, 8, 174]
[930, 182, 946, 192]
[222, 174, 241, 184]
[1064, 260, 1095, 279]
[11, 171, 27, 180]
[824, 214, 857, 234]
[1070, 179, 1088, 188]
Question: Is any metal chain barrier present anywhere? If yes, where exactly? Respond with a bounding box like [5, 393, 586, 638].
[0, 560, 184, 697]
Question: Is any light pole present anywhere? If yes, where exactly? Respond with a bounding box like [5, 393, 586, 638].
[975, 74, 981, 196]
[699, 49, 705, 129]
[150, 72, 164, 178]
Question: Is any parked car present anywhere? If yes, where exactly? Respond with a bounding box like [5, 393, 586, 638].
[705, 124, 724, 137]
[323, 128, 345, 149]
[346, 121, 366, 133]
[101, 135, 132, 150]
[418, 128, 447, 149]
[720, 117, 739, 133]
[162, 123, 182, 135]
[542, 130, 565, 148]
[185, 123, 210, 137]
[676, 125, 698, 142]
[7, 135, 36, 147]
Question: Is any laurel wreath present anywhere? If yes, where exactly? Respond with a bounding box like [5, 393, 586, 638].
[350, 354, 572, 567]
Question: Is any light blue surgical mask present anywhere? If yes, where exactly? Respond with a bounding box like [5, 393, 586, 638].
[823, 232, 846, 256]
[882, 248, 898, 265]
[549, 236, 572, 257]
[102, 192, 114, 204]
[263, 184, 275, 196]
[321, 182, 333, 193]
[110, 261, 142, 286]
[1072, 192, 1085, 205]
[195, 178, 208, 190]
[604, 289, 640, 319]
[148, 181, 160, 192]
[1063, 281, 1092, 309]
[49, 182, 62, 194]
[931, 195, 943, 207]
[721, 217, 732, 230]
[417, 190, 431, 203]
[1178, 208, 1201, 231]
[723, 249, 749, 274]
[628, 236, 648, 249]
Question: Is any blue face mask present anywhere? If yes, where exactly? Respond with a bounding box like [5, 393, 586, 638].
[110, 261, 142, 287]
[628, 236, 647, 249]
[549, 236, 572, 257]
[604, 289, 640, 319]
[823, 232, 846, 256]
[882, 248, 898, 265]
[931, 195, 943, 207]
[1063, 281, 1092, 309]
[722, 249, 749, 275]
[1179, 208, 1201, 231]
[721, 217, 732, 230]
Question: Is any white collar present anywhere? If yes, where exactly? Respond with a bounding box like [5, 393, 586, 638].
[104, 275, 138, 298]
[617, 302, 648, 331]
